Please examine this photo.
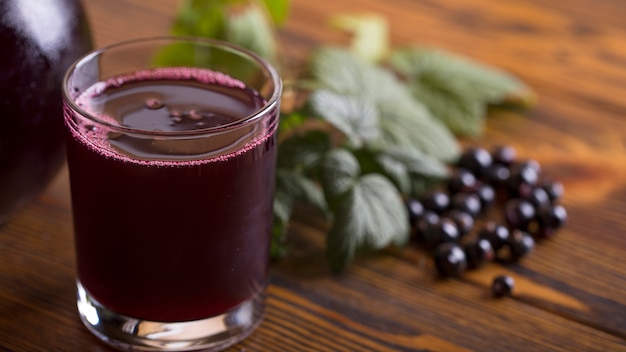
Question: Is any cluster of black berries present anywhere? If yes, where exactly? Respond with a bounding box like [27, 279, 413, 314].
[406, 145, 567, 279]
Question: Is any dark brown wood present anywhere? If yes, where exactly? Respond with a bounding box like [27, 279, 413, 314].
[2, 0, 626, 351]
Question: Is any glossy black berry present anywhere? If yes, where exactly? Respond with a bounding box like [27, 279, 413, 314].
[484, 164, 511, 188]
[475, 184, 496, 211]
[457, 147, 493, 177]
[448, 168, 479, 194]
[540, 181, 564, 203]
[478, 222, 510, 250]
[504, 199, 536, 231]
[414, 210, 440, 241]
[507, 162, 540, 198]
[450, 193, 482, 218]
[422, 191, 450, 214]
[535, 204, 568, 239]
[433, 242, 467, 278]
[423, 218, 460, 248]
[492, 145, 517, 166]
[406, 198, 425, 227]
[464, 238, 495, 269]
[524, 186, 551, 210]
[500, 229, 535, 262]
[492, 275, 515, 298]
[445, 210, 474, 237]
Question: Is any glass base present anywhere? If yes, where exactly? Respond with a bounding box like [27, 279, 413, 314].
[76, 281, 264, 351]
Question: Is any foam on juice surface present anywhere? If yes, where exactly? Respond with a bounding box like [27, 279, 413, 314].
[66, 67, 277, 166]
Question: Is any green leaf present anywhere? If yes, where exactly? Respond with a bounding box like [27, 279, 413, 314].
[406, 81, 485, 136]
[320, 149, 360, 206]
[277, 130, 332, 170]
[225, 4, 278, 63]
[326, 174, 409, 273]
[377, 98, 460, 162]
[373, 154, 411, 194]
[390, 47, 534, 136]
[262, 0, 290, 25]
[278, 111, 306, 134]
[309, 90, 380, 147]
[272, 189, 293, 258]
[309, 47, 459, 161]
[376, 146, 449, 194]
[276, 169, 328, 214]
[172, 0, 227, 38]
[169, 0, 280, 65]
[330, 14, 389, 63]
[378, 146, 449, 178]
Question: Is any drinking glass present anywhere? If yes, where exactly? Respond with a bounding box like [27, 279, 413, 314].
[62, 37, 281, 351]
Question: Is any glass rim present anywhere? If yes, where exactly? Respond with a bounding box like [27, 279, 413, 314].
[62, 36, 282, 137]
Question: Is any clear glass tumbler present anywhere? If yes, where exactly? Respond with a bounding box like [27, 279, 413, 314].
[62, 37, 281, 351]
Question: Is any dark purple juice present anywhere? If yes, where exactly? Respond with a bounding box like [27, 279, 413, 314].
[64, 68, 278, 322]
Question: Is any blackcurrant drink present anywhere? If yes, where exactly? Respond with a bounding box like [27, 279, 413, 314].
[63, 38, 281, 351]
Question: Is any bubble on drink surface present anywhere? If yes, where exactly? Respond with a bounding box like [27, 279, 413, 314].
[169, 109, 182, 118]
[145, 98, 164, 109]
[171, 116, 183, 123]
[196, 121, 205, 127]
[187, 109, 202, 120]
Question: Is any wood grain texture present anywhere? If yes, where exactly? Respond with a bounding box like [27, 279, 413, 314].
[1, 0, 626, 351]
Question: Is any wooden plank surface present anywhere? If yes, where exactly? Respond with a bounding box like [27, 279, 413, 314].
[1, 0, 626, 351]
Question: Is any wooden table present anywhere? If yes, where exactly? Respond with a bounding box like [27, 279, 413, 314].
[2, 0, 626, 351]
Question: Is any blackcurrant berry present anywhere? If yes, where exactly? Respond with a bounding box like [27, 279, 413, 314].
[445, 209, 474, 237]
[492, 275, 515, 298]
[433, 242, 467, 278]
[423, 218, 460, 248]
[406, 198, 425, 227]
[524, 186, 551, 210]
[504, 199, 536, 231]
[540, 181, 564, 203]
[492, 145, 517, 166]
[478, 222, 510, 250]
[500, 229, 535, 262]
[475, 184, 496, 211]
[535, 204, 568, 239]
[414, 210, 440, 241]
[457, 147, 493, 177]
[448, 168, 479, 194]
[507, 162, 540, 198]
[450, 193, 482, 218]
[484, 164, 511, 186]
[464, 238, 495, 269]
[422, 190, 450, 214]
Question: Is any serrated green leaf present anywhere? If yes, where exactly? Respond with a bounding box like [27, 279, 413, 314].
[277, 130, 332, 170]
[225, 4, 278, 63]
[407, 81, 485, 136]
[272, 189, 292, 258]
[276, 169, 328, 214]
[377, 98, 460, 162]
[309, 90, 379, 147]
[390, 47, 533, 136]
[172, 0, 227, 37]
[330, 14, 389, 63]
[378, 146, 449, 178]
[262, 0, 290, 25]
[309, 47, 459, 161]
[391, 47, 530, 103]
[320, 149, 360, 205]
[374, 155, 411, 194]
[309, 47, 403, 102]
[278, 111, 306, 134]
[326, 174, 409, 273]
